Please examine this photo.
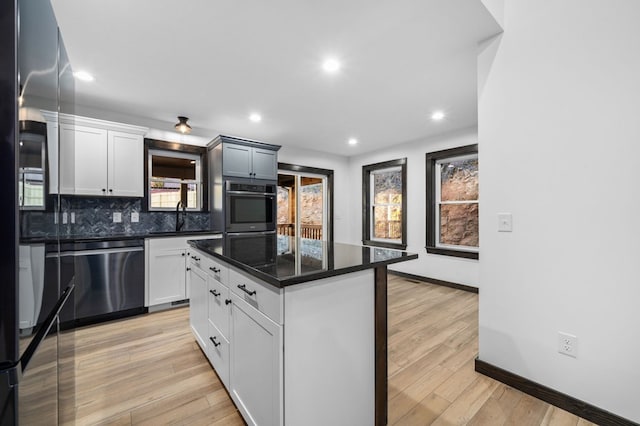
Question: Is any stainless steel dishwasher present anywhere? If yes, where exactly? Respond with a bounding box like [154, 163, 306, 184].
[51, 239, 145, 326]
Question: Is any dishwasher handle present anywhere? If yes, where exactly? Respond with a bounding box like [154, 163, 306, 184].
[48, 246, 144, 258]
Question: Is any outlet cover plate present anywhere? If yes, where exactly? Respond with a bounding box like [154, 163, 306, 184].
[131, 212, 139, 223]
[558, 332, 578, 358]
[113, 212, 122, 223]
[498, 213, 513, 232]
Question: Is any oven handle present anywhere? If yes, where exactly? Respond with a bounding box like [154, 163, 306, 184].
[226, 231, 276, 236]
[226, 190, 275, 197]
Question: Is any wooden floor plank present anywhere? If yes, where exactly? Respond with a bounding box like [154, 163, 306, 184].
[59, 277, 599, 425]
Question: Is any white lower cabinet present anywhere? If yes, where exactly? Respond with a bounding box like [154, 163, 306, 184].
[207, 321, 230, 388]
[145, 235, 219, 308]
[188, 247, 374, 426]
[229, 294, 282, 426]
[188, 263, 209, 350]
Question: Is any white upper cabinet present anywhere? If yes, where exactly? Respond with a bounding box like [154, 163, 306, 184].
[108, 131, 144, 197]
[56, 114, 147, 196]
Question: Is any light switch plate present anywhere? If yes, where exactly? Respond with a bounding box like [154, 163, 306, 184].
[70, 212, 75, 224]
[113, 212, 122, 223]
[62, 212, 68, 224]
[498, 213, 512, 232]
[131, 212, 139, 223]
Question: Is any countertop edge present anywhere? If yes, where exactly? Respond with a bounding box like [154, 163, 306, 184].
[188, 240, 418, 288]
[20, 230, 223, 244]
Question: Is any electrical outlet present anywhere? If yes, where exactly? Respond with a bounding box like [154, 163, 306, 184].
[558, 332, 578, 358]
[62, 212, 68, 224]
[70, 212, 75, 224]
[131, 212, 139, 223]
[113, 212, 122, 223]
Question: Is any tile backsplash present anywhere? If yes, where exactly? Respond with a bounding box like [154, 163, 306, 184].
[21, 196, 211, 239]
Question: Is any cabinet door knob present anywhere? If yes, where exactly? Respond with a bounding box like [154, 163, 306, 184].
[101, 188, 106, 192]
[210, 289, 220, 297]
[237, 284, 256, 296]
[108, 189, 113, 193]
[181, 252, 185, 256]
[209, 336, 221, 347]
[225, 299, 231, 305]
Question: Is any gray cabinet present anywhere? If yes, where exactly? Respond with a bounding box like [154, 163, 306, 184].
[222, 142, 278, 180]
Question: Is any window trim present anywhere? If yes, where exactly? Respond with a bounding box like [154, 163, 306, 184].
[426, 144, 478, 259]
[362, 158, 407, 250]
[143, 138, 208, 212]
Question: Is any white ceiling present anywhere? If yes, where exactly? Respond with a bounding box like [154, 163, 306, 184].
[50, 0, 501, 155]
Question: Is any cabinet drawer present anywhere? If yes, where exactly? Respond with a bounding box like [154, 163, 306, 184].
[206, 258, 228, 285]
[229, 268, 282, 324]
[208, 280, 230, 339]
[188, 250, 206, 270]
[207, 321, 230, 389]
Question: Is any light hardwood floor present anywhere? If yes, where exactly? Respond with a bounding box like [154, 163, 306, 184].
[61, 276, 597, 425]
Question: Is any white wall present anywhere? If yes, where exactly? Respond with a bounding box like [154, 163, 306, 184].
[278, 145, 351, 244]
[478, 1, 640, 422]
[347, 128, 479, 287]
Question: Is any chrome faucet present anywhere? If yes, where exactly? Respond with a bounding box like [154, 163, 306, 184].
[176, 201, 186, 232]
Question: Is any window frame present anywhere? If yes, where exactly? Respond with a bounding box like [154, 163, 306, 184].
[362, 158, 407, 250]
[143, 138, 208, 212]
[426, 144, 479, 259]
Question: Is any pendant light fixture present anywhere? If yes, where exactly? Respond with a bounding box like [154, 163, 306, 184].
[174, 116, 192, 134]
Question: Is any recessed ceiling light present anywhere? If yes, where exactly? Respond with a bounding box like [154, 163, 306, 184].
[73, 70, 95, 82]
[348, 138, 358, 146]
[322, 58, 341, 73]
[431, 111, 445, 121]
[249, 113, 262, 123]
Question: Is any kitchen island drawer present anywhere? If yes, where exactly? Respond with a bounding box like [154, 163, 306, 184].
[207, 320, 230, 389]
[229, 267, 282, 324]
[208, 279, 230, 339]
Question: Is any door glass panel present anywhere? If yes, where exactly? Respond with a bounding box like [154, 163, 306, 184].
[277, 173, 326, 241]
[299, 177, 323, 240]
[277, 174, 296, 237]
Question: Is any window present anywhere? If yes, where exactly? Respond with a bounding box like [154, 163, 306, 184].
[426, 145, 478, 259]
[362, 158, 407, 249]
[148, 150, 202, 211]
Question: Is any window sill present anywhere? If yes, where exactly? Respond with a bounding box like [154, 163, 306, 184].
[363, 239, 407, 250]
[426, 246, 479, 260]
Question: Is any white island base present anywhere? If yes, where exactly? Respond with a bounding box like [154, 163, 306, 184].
[187, 247, 390, 426]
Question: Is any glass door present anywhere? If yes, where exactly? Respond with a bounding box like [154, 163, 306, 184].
[277, 172, 327, 241]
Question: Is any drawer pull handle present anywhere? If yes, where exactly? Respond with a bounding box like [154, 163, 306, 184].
[209, 336, 221, 347]
[191, 255, 200, 261]
[237, 284, 256, 296]
[186, 267, 191, 271]
[209, 266, 220, 273]
[210, 289, 220, 297]
[225, 299, 232, 305]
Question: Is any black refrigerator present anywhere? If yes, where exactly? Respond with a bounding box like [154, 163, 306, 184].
[1, 0, 76, 424]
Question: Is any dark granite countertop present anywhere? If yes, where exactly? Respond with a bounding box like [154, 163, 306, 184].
[20, 229, 221, 244]
[188, 235, 418, 288]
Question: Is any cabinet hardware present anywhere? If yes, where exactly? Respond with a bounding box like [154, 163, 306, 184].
[237, 284, 256, 296]
[109, 189, 113, 192]
[191, 255, 200, 261]
[101, 188, 106, 192]
[186, 267, 191, 271]
[210, 289, 220, 297]
[225, 299, 231, 305]
[209, 266, 220, 273]
[209, 336, 221, 347]
[181, 252, 185, 256]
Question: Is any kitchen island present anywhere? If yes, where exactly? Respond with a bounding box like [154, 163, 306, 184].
[187, 236, 417, 426]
